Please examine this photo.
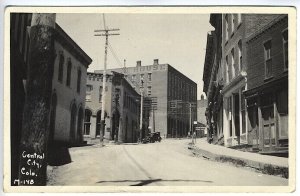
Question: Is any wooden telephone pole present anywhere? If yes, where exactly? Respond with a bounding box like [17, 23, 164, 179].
[94, 14, 119, 146]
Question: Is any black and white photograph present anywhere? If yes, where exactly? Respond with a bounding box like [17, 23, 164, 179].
[3, 6, 296, 193]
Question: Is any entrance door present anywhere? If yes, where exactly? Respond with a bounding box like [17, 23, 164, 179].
[96, 110, 101, 136]
[262, 105, 276, 150]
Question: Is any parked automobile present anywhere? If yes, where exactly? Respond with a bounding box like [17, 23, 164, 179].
[141, 132, 162, 143]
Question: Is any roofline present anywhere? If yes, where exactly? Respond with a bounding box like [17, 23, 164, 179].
[246, 15, 287, 43]
[95, 63, 197, 86]
[55, 23, 92, 68]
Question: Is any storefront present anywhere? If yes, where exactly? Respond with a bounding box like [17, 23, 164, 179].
[244, 76, 288, 156]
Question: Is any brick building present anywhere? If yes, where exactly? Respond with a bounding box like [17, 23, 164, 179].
[221, 14, 280, 147]
[84, 72, 141, 143]
[203, 14, 224, 144]
[95, 59, 197, 138]
[10, 13, 92, 184]
[244, 15, 288, 156]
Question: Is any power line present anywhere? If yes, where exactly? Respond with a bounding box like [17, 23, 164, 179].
[108, 42, 123, 67]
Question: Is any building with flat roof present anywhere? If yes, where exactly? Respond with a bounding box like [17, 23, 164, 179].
[94, 59, 197, 138]
[84, 72, 141, 143]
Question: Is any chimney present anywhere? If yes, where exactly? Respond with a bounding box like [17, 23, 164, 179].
[136, 60, 141, 67]
[153, 59, 159, 65]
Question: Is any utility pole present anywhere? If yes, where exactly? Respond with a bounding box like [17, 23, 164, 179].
[123, 59, 126, 74]
[18, 13, 56, 186]
[94, 14, 119, 146]
[139, 80, 144, 142]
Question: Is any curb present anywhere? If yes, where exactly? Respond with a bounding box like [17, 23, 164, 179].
[188, 144, 288, 179]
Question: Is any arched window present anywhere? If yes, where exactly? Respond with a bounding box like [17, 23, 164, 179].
[96, 110, 101, 136]
[66, 59, 72, 87]
[77, 69, 82, 93]
[84, 109, 92, 135]
[70, 103, 77, 143]
[77, 106, 84, 142]
[58, 52, 64, 82]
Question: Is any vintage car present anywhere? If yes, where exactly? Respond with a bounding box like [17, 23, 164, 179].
[142, 132, 162, 143]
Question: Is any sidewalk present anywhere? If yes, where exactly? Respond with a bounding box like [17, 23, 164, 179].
[188, 138, 288, 178]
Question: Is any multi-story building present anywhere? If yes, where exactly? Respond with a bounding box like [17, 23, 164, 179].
[221, 14, 280, 147]
[244, 15, 288, 156]
[51, 24, 92, 146]
[10, 13, 92, 184]
[84, 72, 141, 143]
[203, 14, 224, 144]
[95, 59, 197, 138]
[197, 95, 208, 126]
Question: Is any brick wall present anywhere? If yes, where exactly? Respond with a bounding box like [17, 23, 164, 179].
[246, 16, 288, 90]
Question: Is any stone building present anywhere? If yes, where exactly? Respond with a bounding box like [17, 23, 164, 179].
[95, 59, 197, 138]
[221, 14, 280, 147]
[10, 13, 92, 183]
[84, 72, 141, 143]
[244, 15, 288, 156]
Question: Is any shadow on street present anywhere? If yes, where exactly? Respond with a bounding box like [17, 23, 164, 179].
[96, 179, 213, 186]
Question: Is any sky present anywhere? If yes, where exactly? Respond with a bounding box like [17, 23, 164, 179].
[56, 13, 214, 99]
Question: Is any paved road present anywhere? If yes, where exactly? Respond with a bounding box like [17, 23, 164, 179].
[48, 139, 288, 186]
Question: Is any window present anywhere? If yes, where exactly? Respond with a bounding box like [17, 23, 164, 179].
[77, 69, 81, 93]
[282, 29, 288, 69]
[277, 88, 288, 139]
[225, 14, 229, 41]
[86, 85, 93, 92]
[238, 40, 242, 70]
[58, 52, 64, 82]
[148, 73, 152, 81]
[85, 94, 91, 102]
[99, 86, 103, 102]
[66, 59, 72, 87]
[226, 55, 229, 82]
[132, 74, 136, 82]
[231, 48, 235, 78]
[237, 14, 242, 25]
[140, 74, 144, 82]
[147, 86, 152, 96]
[264, 40, 272, 78]
[124, 92, 127, 107]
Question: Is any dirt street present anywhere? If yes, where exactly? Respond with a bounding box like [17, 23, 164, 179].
[47, 139, 288, 186]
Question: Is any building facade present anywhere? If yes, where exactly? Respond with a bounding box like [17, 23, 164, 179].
[221, 14, 280, 147]
[95, 59, 197, 138]
[50, 24, 92, 146]
[84, 72, 140, 143]
[244, 15, 288, 156]
[203, 14, 224, 144]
